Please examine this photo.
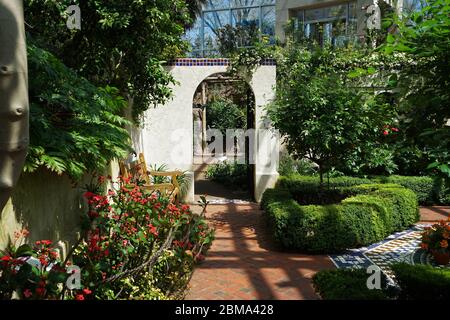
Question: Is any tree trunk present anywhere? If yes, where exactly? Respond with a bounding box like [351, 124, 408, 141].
[318, 163, 324, 188]
[0, 0, 29, 211]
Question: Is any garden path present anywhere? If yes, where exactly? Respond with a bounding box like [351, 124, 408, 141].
[187, 203, 334, 300]
[186, 201, 448, 300]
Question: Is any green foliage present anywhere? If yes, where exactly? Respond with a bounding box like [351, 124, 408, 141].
[217, 24, 260, 57]
[312, 269, 389, 300]
[0, 236, 68, 300]
[228, 38, 276, 81]
[25, 0, 194, 121]
[313, 263, 450, 300]
[268, 43, 398, 182]
[278, 153, 317, 177]
[391, 263, 450, 300]
[278, 174, 449, 205]
[372, 175, 445, 205]
[261, 184, 419, 252]
[26, 44, 131, 179]
[206, 99, 247, 134]
[382, 0, 450, 181]
[71, 177, 214, 300]
[277, 175, 372, 204]
[206, 161, 249, 190]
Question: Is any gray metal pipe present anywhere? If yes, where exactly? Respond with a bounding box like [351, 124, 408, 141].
[0, 0, 29, 211]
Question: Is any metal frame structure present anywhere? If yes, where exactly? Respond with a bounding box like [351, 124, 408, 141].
[291, 1, 357, 45]
[191, 0, 276, 57]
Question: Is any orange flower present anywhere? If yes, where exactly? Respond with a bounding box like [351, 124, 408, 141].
[440, 240, 448, 249]
[421, 243, 428, 250]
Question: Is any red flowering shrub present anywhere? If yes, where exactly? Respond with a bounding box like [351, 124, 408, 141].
[0, 231, 68, 300]
[0, 176, 214, 300]
[66, 176, 214, 300]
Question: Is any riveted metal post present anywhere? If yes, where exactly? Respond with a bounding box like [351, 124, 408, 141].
[0, 0, 29, 211]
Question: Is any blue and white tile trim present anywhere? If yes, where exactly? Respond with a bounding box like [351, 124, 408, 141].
[166, 58, 276, 67]
[330, 224, 450, 284]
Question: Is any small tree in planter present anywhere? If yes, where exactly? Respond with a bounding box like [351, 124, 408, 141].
[267, 43, 398, 185]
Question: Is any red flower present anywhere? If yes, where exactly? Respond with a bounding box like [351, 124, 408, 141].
[83, 288, 92, 295]
[148, 224, 158, 237]
[75, 294, 85, 301]
[1, 255, 12, 262]
[391, 127, 399, 132]
[50, 251, 59, 259]
[383, 130, 389, 136]
[41, 240, 52, 246]
[35, 287, 45, 297]
[83, 191, 96, 199]
[39, 256, 48, 266]
[23, 289, 33, 298]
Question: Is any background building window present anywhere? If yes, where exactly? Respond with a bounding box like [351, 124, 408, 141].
[184, 0, 276, 57]
[291, 1, 357, 46]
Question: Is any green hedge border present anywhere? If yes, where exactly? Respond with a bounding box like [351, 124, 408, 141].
[277, 175, 449, 205]
[312, 263, 450, 300]
[261, 184, 419, 253]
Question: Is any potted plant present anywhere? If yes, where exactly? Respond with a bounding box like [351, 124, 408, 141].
[421, 220, 450, 265]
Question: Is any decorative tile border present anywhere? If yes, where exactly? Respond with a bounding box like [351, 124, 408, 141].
[329, 224, 450, 284]
[207, 199, 253, 205]
[166, 58, 276, 67]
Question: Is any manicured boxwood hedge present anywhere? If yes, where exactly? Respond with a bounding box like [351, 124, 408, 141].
[312, 263, 450, 300]
[312, 269, 390, 300]
[391, 263, 450, 300]
[277, 174, 449, 205]
[261, 184, 419, 252]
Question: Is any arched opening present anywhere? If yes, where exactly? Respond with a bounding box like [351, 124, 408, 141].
[192, 72, 255, 203]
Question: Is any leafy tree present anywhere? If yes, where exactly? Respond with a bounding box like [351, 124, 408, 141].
[26, 44, 131, 179]
[206, 99, 247, 134]
[383, 0, 450, 180]
[267, 43, 398, 184]
[24, 0, 194, 121]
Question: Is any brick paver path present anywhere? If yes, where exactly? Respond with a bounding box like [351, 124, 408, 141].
[419, 206, 449, 223]
[187, 203, 335, 300]
[186, 197, 449, 300]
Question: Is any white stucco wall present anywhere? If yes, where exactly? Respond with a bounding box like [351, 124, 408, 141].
[130, 62, 278, 203]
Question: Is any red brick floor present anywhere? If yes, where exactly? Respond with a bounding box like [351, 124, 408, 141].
[186, 204, 449, 300]
[186, 203, 335, 300]
[419, 206, 449, 223]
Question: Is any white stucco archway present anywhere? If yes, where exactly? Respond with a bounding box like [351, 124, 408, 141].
[130, 58, 279, 203]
